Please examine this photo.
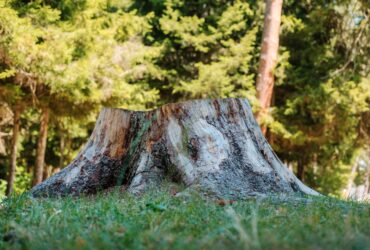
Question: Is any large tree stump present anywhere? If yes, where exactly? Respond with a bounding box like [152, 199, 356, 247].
[30, 98, 318, 198]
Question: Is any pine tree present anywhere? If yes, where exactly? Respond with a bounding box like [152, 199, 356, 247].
[255, 0, 283, 135]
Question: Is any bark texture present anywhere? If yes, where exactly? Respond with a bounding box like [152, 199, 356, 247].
[255, 0, 283, 134]
[32, 108, 49, 186]
[30, 98, 318, 198]
[6, 107, 21, 196]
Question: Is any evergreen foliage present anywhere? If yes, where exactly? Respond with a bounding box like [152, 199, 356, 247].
[0, 0, 369, 196]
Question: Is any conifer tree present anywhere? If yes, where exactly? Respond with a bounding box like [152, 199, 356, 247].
[255, 0, 283, 135]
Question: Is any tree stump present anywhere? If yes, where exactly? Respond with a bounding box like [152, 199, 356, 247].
[30, 98, 318, 198]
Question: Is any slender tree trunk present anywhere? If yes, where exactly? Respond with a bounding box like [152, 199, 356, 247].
[297, 160, 304, 181]
[364, 150, 369, 200]
[59, 131, 65, 169]
[287, 162, 293, 172]
[43, 165, 51, 181]
[5, 107, 21, 196]
[47, 131, 65, 177]
[32, 108, 49, 186]
[344, 158, 359, 199]
[364, 166, 369, 200]
[42, 167, 47, 181]
[255, 0, 283, 135]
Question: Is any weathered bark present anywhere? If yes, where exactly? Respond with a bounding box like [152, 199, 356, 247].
[32, 108, 49, 186]
[30, 98, 319, 198]
[6, 107, 21, 196]
[255, 0, 283, 134]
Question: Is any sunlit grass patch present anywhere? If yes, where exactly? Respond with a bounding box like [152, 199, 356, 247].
[0, 186, 369, 250]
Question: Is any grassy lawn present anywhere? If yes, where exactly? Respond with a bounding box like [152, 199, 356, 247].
[0, 186, 369, 250]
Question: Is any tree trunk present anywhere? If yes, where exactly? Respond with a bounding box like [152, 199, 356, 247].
[6, 107, 21, 196]
[287, 162, 293, 172]
[255, 0, 283, 135]
[32, 108, 49, 186]
[52, 167, 61, 175]
[30, 99, 318, 198]
[364, 166, 369, 200]
[343, 158, 359, 199]
[297, 160, 304, 181]
[364, 149, 369, 200]
[59, 131, 65, 169]
[46, 132, 65, 178]
[43, 165, 51, 181]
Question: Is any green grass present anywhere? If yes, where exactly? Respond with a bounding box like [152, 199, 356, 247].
[0, 186, 369, 250]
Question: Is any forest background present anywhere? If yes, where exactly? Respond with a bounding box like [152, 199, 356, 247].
[0, 0, 369, 198]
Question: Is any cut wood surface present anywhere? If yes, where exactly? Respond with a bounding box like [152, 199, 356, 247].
[30, 98, 319, 198]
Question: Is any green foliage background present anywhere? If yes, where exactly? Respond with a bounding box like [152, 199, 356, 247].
[0, 0, 369, 196]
